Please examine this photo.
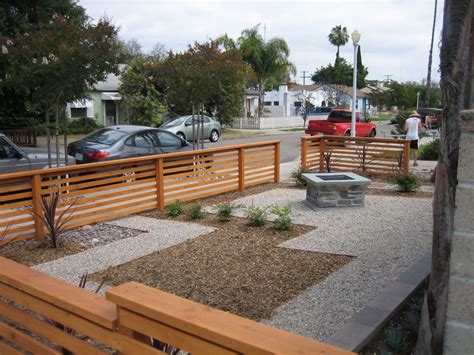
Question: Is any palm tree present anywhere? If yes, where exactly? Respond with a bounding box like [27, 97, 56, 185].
[328, 25, 349, 64]
[238, 26, 296, 117]
[425, 0, 438, 105]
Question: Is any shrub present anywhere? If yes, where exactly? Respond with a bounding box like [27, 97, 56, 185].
[187, 203, 204, 220]
[167, 200, 185, 217]
[271, 206, 292, 231]
[418, 139, 440, 160]
[216, 203, 233, 222]
[393, 173, 420, 192]
[391, 109, 414, 136]
[245, 205, 267, 227]
[68, 117, 102, 135]
[291, 165, 310, 188]
[385, 327, 407, 353]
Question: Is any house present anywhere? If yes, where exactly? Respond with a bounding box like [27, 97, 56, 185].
[263, 83, 374, 117]
[66, 67, 127, 126]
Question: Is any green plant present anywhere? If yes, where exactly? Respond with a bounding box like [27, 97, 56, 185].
[32, 191, 76, 248]
[407, 311, 420, 333]
[385, 327, 407, 352]
[187, 203, 204, 220]
[68, 117, 102, 135]
[167, 200, 185, 217]
[291, 165, 310, 188]
[391, 109, 414, 136]
[245, 205, 267, 227]
[418, 139, 440, 160]
[393, 173, 420, 192]
[271, 206, 292, 231]
[216, 203, 234, 222]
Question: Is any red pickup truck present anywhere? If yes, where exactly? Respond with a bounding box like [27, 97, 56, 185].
[305, 109, 377, 137]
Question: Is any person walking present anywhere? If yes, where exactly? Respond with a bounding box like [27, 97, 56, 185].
[404, 110, 423, 166]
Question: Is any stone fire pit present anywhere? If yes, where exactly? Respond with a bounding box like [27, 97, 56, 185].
[302, 172, 371, 208]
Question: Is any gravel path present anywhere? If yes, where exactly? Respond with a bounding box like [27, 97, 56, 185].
[34, 216, 215, 289]
[212, 189, 433, 341]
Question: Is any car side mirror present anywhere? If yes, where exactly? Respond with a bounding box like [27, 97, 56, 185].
[15, 151, 25, 159]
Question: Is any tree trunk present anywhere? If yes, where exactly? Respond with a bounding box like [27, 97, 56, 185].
[415, 1, 472, 353]
[45, 111, 52, 168]
[258, 79, 265, 118]
[426, 0, 439, 106]
[55, 102, 60, 167]
[63, 107, 68, 165]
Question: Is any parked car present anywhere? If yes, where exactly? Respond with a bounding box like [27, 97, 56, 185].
[417, 108, 442, 129]
[160, 115, 221, 142]
[67, 125, 192, 164]
[305, 109, 377, 137]
[0, 133, 75, 174]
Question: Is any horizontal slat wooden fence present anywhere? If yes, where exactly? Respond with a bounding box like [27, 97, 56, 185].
[301, 135, 410, 176]
[0, 141, 280, 244]
[0, 257, 352, 354]
[1, 128, 37, 147]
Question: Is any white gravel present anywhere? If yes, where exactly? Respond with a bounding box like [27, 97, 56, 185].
[34, 216, 215, 287]
[210, 188, 433, 341]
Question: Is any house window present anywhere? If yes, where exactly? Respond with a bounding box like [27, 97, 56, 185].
[273, 101, 279, 106]
[70, 107, 87, 118]
[294, 102, 302, 108]
[356, 101, 359, 109]
[264, 101, 272, 106]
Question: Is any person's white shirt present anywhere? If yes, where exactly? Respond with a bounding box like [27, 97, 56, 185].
[405, 116, 422, 140]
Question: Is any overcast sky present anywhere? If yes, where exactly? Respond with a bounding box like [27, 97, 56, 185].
[78, 0, 444, 84]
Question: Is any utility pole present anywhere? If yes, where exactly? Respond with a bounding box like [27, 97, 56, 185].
[300, 71, 311, 86]
[384, 74, 393, 82]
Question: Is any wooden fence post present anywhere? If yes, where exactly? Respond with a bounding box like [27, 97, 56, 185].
[301, 137, 307, 170]
[238, 147, 245, 191]
[274, 142, 280, 184]
[155, 158, 165, 211]
[403, 140, 410, 174]
[31, 174, 44, 240]
[319, 138, 325, 172]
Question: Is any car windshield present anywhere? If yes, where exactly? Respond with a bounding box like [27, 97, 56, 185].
[162, 116, 188, 127]
[84, 129, 127, 145]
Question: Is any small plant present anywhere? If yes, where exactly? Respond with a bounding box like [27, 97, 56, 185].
[245, 205, 268, 227]
[216, 203, 234, 222]
[407, 310, 420, 333]
[167, 200, 185, 217]
[385, 327, 407, 352]
[418, 138, 440, 160]
[187, 203, 204, 220]
[291, 165, 310, 188]
[32, 190, 76, 248]
[393, 173, 420, 192]
[271, 206, 292, 231]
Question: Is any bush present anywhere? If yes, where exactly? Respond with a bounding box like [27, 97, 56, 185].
[391, 109, 414, 136]
[271, 206, 292, 231]
[245, 205, 267, 227]
[167, 200, 185, 217]
[68, 117, 102, 135]
[393, 173, 420, 192]
[187, 203, 204, 220]
[0, 116, 42, 128]
[418, 139, 440, 160]
[291, 165, 310, 188]
[216, 203, 233, 222]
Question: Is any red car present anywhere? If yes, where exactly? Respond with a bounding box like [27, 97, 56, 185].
[305, 109, 377, 137]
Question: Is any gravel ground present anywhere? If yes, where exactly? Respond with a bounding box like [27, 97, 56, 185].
[211, 189, 433, 341]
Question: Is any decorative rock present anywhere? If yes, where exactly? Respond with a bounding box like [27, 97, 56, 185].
[81, 225, 93, 231]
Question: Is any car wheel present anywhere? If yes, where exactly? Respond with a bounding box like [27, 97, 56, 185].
[176, 132, 186, 141]
[370, 129, 376, 137]
[344, 131, 351, 136]
[209, 129, 219, 142]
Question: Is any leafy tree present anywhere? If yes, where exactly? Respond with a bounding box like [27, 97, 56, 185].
[328, 25, 349, 64]
[120, 38, 144, 62]
[149, 42, 167, 62]
[237, 26, 296, 117]
[357, 46, 368, 88]
[312, 58, 354, 87]
[119, 58, 166, 126]
[5, 16, 122, 164]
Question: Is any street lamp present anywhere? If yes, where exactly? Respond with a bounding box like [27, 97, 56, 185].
[351, 30, 361, 137]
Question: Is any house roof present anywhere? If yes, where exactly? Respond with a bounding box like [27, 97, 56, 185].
[93, 64, 127, 92]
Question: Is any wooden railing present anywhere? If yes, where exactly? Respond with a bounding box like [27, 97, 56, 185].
[1, 128, 37, 147]
[0, 257, 352, 354]
[0, 141, 280, 243]
[301, 135, 410, 176]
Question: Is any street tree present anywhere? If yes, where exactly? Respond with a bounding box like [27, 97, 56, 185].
[5, 16, 122, 165]
[328, 25, 349, 64]
[237, 26, 296, 117]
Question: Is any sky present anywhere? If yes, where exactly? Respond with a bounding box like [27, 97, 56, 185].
[78, 0, 444, 84]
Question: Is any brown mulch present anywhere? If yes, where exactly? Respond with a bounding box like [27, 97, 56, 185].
[367, 189, 433, 198]
[0, 239, 86, 266]
[91, 214, 353, 321]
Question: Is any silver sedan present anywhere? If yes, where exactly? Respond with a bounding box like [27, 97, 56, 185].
[160, 115, 221, 142]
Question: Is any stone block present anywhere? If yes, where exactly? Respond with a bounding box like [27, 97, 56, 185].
[457, 133, 474, 182]
[454, 185, 474, 230]
[337, 200, 352, 206]
[460, 109, 474, 132]
[353, 199, 364, 206]
[451, 232, 474, 278]
[446, 277, 474, 324]
[444, 321, 474, 354]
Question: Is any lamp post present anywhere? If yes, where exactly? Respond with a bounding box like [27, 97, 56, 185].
[351, 30, 361, 137]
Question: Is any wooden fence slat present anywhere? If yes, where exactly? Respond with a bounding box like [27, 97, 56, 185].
[0, 339, 24, 355]
[0, 322, 60, 355]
